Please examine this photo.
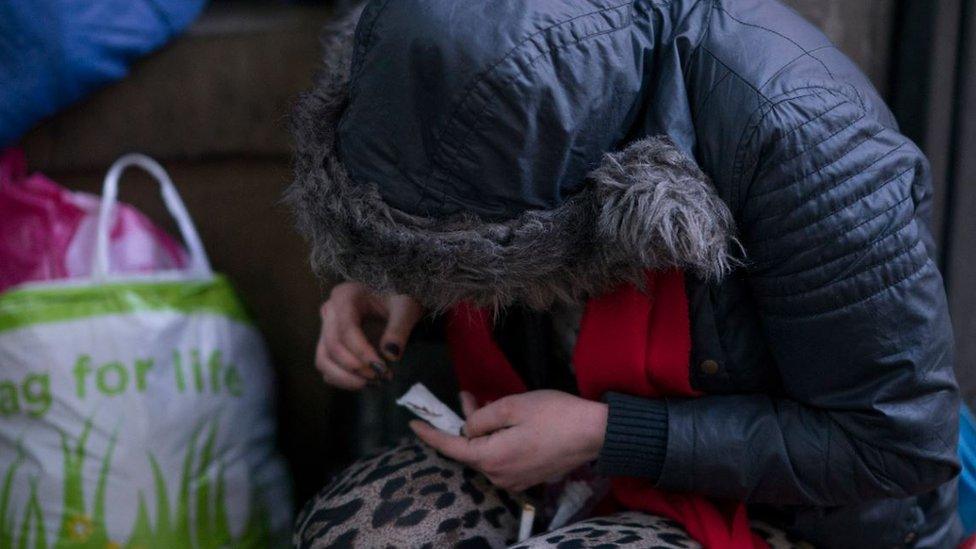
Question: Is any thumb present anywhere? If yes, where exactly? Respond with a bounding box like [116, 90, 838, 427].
[459, 391, 479, 419]
[380, 296, 424, 361]
[463, 397, 515, 438]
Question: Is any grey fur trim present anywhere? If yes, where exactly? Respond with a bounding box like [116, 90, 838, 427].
[287, 12, 736, 311]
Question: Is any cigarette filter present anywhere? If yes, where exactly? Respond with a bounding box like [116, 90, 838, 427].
[518, 503, 536, 542]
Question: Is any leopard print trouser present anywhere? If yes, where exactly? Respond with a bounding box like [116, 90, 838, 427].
[294, 440, 806, 548]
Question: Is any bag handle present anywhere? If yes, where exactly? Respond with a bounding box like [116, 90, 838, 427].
[92, 153, 212, 279]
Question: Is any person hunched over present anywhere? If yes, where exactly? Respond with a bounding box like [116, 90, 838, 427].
[288, 1, 962, 547]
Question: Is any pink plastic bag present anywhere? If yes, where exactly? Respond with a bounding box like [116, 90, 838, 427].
[0, 148, 187, 293]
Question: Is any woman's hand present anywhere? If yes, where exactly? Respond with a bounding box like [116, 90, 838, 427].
[316, 282, 424, 390]
[410, 390, 608, 492]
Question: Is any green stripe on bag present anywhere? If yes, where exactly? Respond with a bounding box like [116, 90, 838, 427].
[0, 276, 251, 333]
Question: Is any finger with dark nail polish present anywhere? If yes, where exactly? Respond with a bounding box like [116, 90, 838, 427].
[384, 343, 402, 359]
[369, 361, 388, 379]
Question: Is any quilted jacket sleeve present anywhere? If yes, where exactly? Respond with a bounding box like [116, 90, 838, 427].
[651, 88, 960, 505]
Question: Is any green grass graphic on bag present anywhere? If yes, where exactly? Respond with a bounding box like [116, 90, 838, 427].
[1, 417, 273, 549]
[54, 417, 118, 548]
[126, 420, 272, 549]
[2, 447, 45, 549]
[1, 445, 26, 549]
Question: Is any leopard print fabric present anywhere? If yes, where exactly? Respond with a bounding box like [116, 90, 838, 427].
[513, 512, 701, 548]
[294, 440, 805, 548]
[294, 441, 522, 547]
[513, 515, 811, 549]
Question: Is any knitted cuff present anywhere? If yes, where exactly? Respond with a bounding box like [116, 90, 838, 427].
[596, 392, 669, 481]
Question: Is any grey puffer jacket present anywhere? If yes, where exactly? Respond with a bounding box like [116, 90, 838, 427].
[288, 1, 962, 547]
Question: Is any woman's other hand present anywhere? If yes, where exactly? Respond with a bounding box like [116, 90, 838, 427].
[411, 390, 608, 492]
[316, 282, 424, 390]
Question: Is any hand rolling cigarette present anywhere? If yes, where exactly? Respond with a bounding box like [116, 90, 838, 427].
[396, 383, 465, 436]
[399, 383, 539, 541]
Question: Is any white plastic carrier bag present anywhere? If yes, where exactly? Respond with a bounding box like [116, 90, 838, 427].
[0, 154, 292, 548]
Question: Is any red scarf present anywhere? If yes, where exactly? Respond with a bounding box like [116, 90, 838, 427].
[446, 269, 766, 548]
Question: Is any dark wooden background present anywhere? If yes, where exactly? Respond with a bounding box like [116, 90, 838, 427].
[18, 0, 974, 505]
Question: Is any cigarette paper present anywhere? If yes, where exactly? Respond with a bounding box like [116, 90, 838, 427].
[396, 383, 465, 436]
[517, 503, 536, 542]
[547, 481, 594, 530]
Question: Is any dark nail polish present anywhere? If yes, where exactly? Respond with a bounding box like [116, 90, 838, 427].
[384, 343, 402, 358]
[369, 362, 388, 378]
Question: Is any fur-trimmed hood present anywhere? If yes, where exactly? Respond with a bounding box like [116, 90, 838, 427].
[287, 4, 737, 311]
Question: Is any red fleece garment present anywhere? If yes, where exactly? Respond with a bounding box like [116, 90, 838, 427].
[447, 269, 766, 548]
